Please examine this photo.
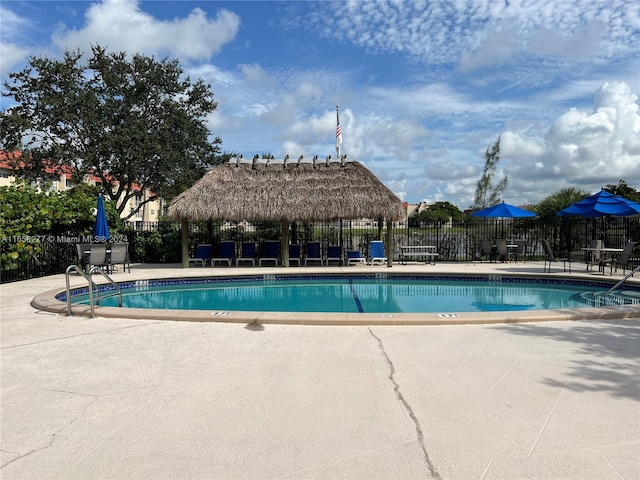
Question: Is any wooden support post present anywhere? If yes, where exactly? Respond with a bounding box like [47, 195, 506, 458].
[386, 218, 393, 267]
[281, 219, 290, 267]
[181, 219, 189, 268]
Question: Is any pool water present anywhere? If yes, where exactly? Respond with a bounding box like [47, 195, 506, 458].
[72, 276, 604, 313]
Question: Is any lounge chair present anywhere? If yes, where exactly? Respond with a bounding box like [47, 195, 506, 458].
[369, 240, 386, 265]
[305, 241, 323, 266]
[346, 250, 366, 266]
[211, 240, 235, 266]
[288, 244, 301, 266]
[189, 244, 211, 266]
[542, 239, 572, 273]
[326, 245, 342, 265]
[236, 241, 257, 266]
[259, 240, 280, 266]
[601, 241, 638, 275]
[108, 242, 131, 273]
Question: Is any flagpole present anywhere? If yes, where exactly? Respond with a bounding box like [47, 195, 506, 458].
[336, 105, 342, 165]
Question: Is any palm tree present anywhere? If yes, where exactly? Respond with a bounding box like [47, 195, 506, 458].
[534, 187, 591, 252]
[534, 187, 591, 221]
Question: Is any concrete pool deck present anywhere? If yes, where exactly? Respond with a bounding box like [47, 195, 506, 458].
[2, 261, 639, 479]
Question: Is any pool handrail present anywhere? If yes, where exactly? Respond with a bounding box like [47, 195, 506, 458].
[65, 265, 96, 318]
[65, 265, 123, 318]
[606, 265, 640, 296]
[89, 266, 123, 307]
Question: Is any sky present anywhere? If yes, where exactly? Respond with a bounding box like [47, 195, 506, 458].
[1, 0, 639, 209]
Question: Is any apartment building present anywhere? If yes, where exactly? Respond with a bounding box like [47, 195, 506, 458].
[0, 151, 163, 222]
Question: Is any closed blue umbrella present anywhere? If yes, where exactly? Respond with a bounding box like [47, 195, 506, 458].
[471, 202, 536, 218]
[557, 190, 640, 218]
[93, 194, 110, 242]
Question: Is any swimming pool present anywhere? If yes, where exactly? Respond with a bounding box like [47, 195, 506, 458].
[61, 273, 640, 314]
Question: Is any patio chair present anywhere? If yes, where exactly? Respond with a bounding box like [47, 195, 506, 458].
[189, 244, 211, 266]
[587, 239, 604, 271]
[480, 240, 496, 262]
[601, 241, 638, 275]
[542, 239, 572, 273]
[108, 242, 131, 273]
[259, 240, 280, 266]
[305, 241, 323, 266]
[369, 240, 386, 265]
[75, 243, 91, 272]
[495, 239, 510, 262]
[326, 245, 342, 266]
[513, 240, 527, 262]
[88, 243, 109, 273]
[236, 241, 257, 266]
[211, 240, 235, 266]
[288, 244, 301, 266]
[346, 250, 366, 266]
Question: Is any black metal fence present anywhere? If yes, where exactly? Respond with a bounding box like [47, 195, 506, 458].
[0, 240, 77, 283]
[3, 217, 639, 283]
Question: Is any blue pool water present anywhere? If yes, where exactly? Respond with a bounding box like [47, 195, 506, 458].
[65, 274, 620, 313]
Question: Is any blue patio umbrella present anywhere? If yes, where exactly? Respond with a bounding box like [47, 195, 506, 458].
[557, 190, 640, 218]
[471, 202, 537, 218]
[93, 194, 110, 242]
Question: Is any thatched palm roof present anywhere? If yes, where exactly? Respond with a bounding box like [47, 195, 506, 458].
[168, 159, 404, 222]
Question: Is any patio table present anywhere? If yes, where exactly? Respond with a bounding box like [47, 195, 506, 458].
[581, 247, 623, 273]
[399, 245, 438, 265]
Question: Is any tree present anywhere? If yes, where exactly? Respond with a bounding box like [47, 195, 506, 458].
[471, 136, 508, 209]
[410, 201, 464, 227]
[534, 187, 591, 221]
[604, 180, 640, 203]
[1, 46, 221, 220]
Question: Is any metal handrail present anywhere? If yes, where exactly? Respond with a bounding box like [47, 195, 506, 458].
[606, 265, 640, 296]
[65, 265, 96, 317]
[88, 266, 122, 307]
[64, 265, 122, 318]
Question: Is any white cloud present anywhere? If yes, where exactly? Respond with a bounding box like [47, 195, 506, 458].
[0, 42, 30, 72]
[0, 7, 35, 71]
[240, 64, 277, 89]
[301, 0, 637, 69]
[505, 82, 640, 197]
[459, 29, 519, 73]
[51, 0, 240, 61]
[188, 64, 237, 88]
[545, 82, 639, 176]
[500, 131, 546, 158]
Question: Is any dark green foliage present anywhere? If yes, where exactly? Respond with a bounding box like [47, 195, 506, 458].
[0, 183, 122, 270]
[604, 180, 640, 203]
[533, 187, 592, 222]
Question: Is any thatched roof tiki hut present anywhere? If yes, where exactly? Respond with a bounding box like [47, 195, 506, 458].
[168, 156, 404, 267]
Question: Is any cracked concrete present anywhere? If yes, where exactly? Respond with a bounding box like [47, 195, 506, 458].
[2, 263, 639, 479]
[369, 327, 440, 480]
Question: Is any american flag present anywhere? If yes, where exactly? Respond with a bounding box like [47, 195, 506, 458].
[336, 111, 343, 149]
